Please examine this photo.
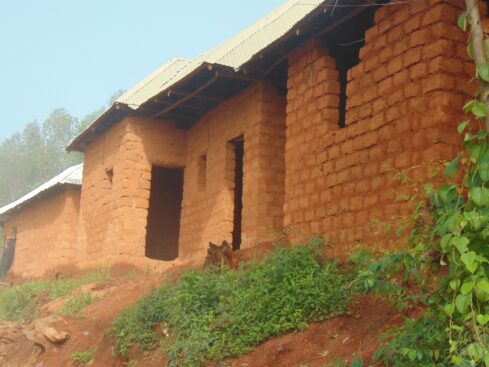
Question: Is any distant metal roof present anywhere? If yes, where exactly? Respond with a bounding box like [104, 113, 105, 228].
[0, 164, 83, 222]
[67, 0, 324, 151]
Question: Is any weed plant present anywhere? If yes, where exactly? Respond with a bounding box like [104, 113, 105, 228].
[0, 269, 107, 322]
[111, 239, 354, 367]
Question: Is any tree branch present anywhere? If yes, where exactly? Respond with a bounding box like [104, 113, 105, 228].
[465, 0, 489, 131]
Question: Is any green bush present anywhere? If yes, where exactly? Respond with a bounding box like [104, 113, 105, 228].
[71, 348, 95, 365]
[373, 311, 449, 367]
[0, 269, 107, 322]
[111, 239, 355, 367]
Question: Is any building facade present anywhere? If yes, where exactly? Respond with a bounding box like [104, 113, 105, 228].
[2, 0, 479, 276]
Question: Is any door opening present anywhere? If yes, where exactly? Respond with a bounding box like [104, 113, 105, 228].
[145, 166, 183, 261]
[231, 139, 244, 250]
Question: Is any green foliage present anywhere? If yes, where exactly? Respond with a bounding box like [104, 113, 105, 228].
[373, 311, 449, 366]
[71, 348, 95, 365]
[111, 240, 354, 367]
[361, 11, 489, 367]
[367, 127, 489, 365]
[0, 269, 107, 322]
[59, 291, 100, 318]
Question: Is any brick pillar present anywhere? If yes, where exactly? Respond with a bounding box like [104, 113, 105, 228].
[242, 83, 286, 246]
[284, 39, 340, 239]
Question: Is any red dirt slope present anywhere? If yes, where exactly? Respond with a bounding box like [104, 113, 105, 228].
[2, 263, 400, 367]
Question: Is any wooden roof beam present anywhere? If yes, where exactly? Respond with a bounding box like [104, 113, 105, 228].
[154, 98, 211, 112]
[153, 72, 220, 118]
[170, 90, 224, 103]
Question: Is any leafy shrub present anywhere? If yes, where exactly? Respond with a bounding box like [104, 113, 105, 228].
[71, 348, 95, 365]
[111, 240, 354, 367]
[0, 269, 107, 322]
[373, 311, 449, 366]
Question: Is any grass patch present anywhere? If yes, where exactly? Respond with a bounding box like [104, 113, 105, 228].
[71, 348, 95, 365]
[0, 269, 107, 322]
[59, 291, 100, 318]
[110, 239, 355, 367]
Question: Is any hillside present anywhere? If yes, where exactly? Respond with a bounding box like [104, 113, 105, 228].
[0, 245, 402, 367]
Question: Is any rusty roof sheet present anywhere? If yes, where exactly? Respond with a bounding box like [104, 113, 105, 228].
[0, 164, 83, 221]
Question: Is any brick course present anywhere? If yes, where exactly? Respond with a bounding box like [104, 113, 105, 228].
[284, 0, 470, 256]
[78, 81, 285, 267]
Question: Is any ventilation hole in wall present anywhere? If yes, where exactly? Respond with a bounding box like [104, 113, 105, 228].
[105, 167, 114, 186]
[197, 154, 207, 190]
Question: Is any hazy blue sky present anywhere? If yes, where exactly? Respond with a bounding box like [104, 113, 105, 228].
[0, 0, 284, 142]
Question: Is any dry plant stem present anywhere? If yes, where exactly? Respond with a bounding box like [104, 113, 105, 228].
[465, 0, 489, 131]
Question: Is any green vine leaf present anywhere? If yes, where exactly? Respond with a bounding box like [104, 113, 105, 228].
[455, 294, 471, 314]
[457, 12, 467, 31]
[469, 187, 489, 207]
[452, 236, 469, 254]
[457, 120, 469, 134]
[450, 279, 460, 291]
[444, 303, 455, 316]
[468, 41, 474, 60]
[476, 279, 489, 294]
[472, 102, 488, 118]
[478, 163, 489, 181]
[478, 63, 489, 83]
[464, 100, 477, 113]
[477, 314, 489, 326]
[460, 280, 474, 295]
[460, 251, 479, 273]
[445, 156, 459, 177]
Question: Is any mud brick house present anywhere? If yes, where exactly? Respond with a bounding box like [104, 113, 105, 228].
[62, 0, 478, 270]
[0, 164, 82, 277]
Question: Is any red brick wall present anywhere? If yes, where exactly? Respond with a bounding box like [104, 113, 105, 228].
[77, 0, 475, 267]
[4, 188, 80, 277]
[179, 82, 286, 261]
[79, 81, 286, 266]
[78, 117, 186, 267]
[284, 0, 470, 257]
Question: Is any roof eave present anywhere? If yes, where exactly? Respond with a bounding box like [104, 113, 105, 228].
[66, 103, 133, 152]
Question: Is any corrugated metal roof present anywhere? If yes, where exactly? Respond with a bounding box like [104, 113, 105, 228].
[68, 0, 325, 151]
[0, 164, 83, 221]
[158, 0, 324, 92]
[116, 58, 190, 109]
[127, 0, 324, 109]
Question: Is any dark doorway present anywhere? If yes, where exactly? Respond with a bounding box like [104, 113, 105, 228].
[145, 166, 184, 261]
[231, 139, 244, 250]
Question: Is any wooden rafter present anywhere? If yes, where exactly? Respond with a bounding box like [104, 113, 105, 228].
[317, 7, 365, 37]
[154, 98, 211, 112]
[170, 90, 224, 102]
[153, 73, 220, 118]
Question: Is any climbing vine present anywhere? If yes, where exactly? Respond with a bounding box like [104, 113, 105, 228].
[351, 7, 489, 366]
